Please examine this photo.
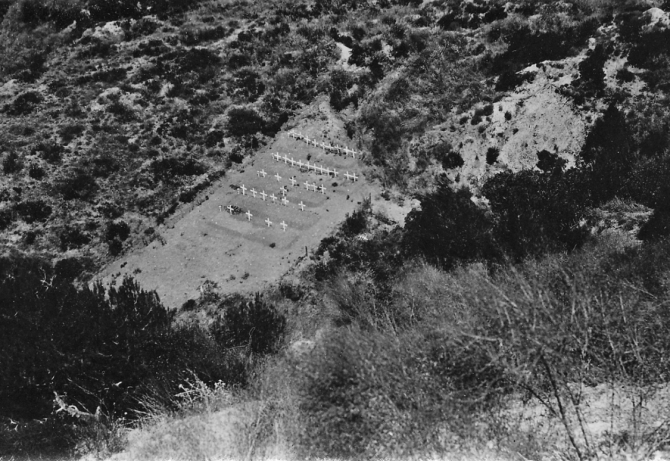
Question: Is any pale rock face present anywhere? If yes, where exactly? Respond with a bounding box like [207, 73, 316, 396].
[81, 21, 126, 43]
[642, 7, 670, 32]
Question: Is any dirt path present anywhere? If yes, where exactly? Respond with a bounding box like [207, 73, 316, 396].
[98, 99, 380, 308]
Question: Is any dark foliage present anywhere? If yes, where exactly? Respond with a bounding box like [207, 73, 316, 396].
[58, 124, 85, 143]
[57, 168, 98, 201]
[482, 169, 590, 261]
[2, 152, 22, 174]
[572, 43, 608, 95]
[2, 91, 43, 116]
[580, 103, 634, 203]
[14, 200, 51, 223]
[58, 226, 91, 251]
[0, 254, 244, 457]
[226, 107, 266, 137]
[205, 129, 225, 147]
[495, 69, 535, 91]
[486, 147, 499, 165]
[151, 156, 206, 182]
[403, 184, 499, 269]
[212, 293, 286, 355]
[488, 19, 598, 77]
[32, 141, 64, 163]
[442, 151, 464, 170]
[105, 220, 130, 242]
[536, 150, 567, 174]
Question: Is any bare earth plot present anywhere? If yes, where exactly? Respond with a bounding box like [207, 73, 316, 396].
[98, 101, 381, 308]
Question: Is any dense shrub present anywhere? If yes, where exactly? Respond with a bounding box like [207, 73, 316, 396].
[211, 293, 286, 355]
[579, 103, 634, 203]
[56, 168, 98, 201]
[403, 184, 499, 269]
[536, 149, 565, 174]
[482, 169, 590, 260]
[0, 254, 244, 457]
[2, 91, 43, 116]
[105, 220, 130, 242]
[58, 225, 91, 251]
[27, 163, 45, 179]
[150, 155, 206, 181]
[14, 199, 51, 223]
[226, 107, 266, 137]
[2, 152, 23, 174]
[32, 141, 64, 163]
[486, 147, 499, 165]
[91, 154, 121, 178]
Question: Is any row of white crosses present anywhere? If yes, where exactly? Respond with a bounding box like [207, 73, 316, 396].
[288, 130, 359, 158]
[271, 153, 358, 181]
[237, 183, 308, 211]
[224, 205, 289, 231]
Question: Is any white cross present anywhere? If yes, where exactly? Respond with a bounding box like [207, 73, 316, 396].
[325, 143, 333, 151]
[332, 169, 338, 177]
[344, 172, 352, 181]
[259, 169, 267, 178]
[275, 173, 281, 182]
[318, 165, 325, 174]
[270, 193, 277, 203]
[299, 201, 305, 211]
[289, 130, 296, 138]
[290, 177, 297, 187]
[319, 184, 326, 194]
[227, 205, 234, 214]
[246, 210, 253, 221]
[283, 154, 289, 164]
[310, 182, 318, 191]
[321, 141, 326, 150]
[281, 197, 289, 206]
[260, 191, 267, 201]
[289, 157, 295, 166]
[352, 172, 358, 181]
[250, 188, 257, 198]
[280, 186, 287, 196]
[304, 181, 310, 190]
[297, 160, 304, 169]
[240, 184, 247, 195]
[305, 161, 311, 171]
[351, 150, 357, 159]
[273, 153, 280, 161]
[304, 135, 310, 144]
[296, 131, 302, 139]
[312, 139, 318, 147]
[343, 146, 351, 156]
[265, 217, 272, 227]
[280, 221, 287, 231]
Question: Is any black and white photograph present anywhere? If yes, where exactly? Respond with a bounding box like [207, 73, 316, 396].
[2, 0, 670, 459]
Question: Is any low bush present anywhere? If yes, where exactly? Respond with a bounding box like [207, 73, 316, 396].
[15, 199, 51, 223]
[151, 155, 206, 182]
[226, 107, 265, 137]
[403, 184, 499, 269]
[57, 168, 98, 201]
[0, 254, 245, 458]
[27, 163, 45, 179]
[482, 169, 590, 261]
[105, 220, 130, 242]
[2, 151, 23, 174]
[211, 293, 286, 355]
[58, 225, 91, 250]
[32, 141, 64, 163]
[2, 91, 43, 116]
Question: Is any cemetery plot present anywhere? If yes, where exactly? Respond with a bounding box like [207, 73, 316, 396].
[99, 98, 377, 308]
